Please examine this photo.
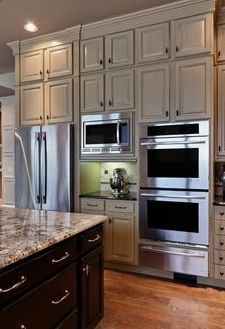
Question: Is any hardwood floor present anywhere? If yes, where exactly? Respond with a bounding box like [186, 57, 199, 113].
[97, 270, 225, 329]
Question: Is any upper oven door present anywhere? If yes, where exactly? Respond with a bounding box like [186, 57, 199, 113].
[139, 136, 209, 190]
[139, 189, 209, 245]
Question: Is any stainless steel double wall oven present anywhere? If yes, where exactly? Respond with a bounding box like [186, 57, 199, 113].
[139, 121, 209, 277]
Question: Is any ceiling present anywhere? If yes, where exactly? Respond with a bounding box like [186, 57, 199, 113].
[0, 0, 176, 74]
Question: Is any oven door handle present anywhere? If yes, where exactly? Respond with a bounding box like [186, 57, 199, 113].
[140, 193, 206, 200]
[140, 141, 206, 146]
[140, 246, 205, 258]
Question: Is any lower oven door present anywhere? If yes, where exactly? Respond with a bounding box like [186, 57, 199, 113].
[139, 189, 209, 245]
[139, 243, 208, 277]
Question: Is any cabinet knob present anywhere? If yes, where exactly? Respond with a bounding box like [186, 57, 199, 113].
[46, 115, 49, 120]
[40, 115, 42, 120]
[220, 226, 224, 231]
[40, 70, 43, 76]
[108, 58, 112, 64]
[176, 46, 179, 52]
[100, 59, 103, 65]
[176, 110, 179, 116]
[100, 101, 103, 107]
[109, 100, 112, 106]
[109, 218, 112, 224]
[220, 241, 224, 246]
[46, 69, 50, 74]
[165, 47, 169, 54]
[218, 50, 221, 57]
[220, 271, 224, 276]
[219, 256, 224, 261]
[219, 145, 221, 152]
[220, 211, 224, 216]
[166, 110, 169, 117]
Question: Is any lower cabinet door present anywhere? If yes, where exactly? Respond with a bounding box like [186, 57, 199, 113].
[81, 246, 104, 329]
[1, 263, 77, 329]
[56, 309, 78, 329]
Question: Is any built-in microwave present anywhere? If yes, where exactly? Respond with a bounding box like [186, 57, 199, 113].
[81, 112, 133, 156]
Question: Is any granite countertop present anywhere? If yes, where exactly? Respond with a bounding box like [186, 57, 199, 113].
[79, 191, 137, 201]
[0, 207, 107, 270]
[214, 196, 225, 206]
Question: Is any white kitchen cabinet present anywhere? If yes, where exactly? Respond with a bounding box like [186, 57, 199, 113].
[45, 78, 73, 124]
[81, 69, 134, 113]
[20, 83, 44, 126]
[217, 25, 225, 63]
[136, 22, 169, 63]
[137, 63, 170, 122]
[217, 65, 225, 157]
[174, 56, 212, 120]
[20, 50, 44, 83]
[80, 37, 104, 73]
[105, 30, 134, 69]
[172, 14, 212, 58]
[81, 74, 104, 113]
[20, 43, 73, 83]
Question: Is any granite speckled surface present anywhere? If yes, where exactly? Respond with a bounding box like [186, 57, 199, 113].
[0, 208, 107, 270]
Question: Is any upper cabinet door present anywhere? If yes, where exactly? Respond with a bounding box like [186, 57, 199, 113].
[45, 78, 73, 124]
[105, 30, 134, 69]
[81, 74, 104, 113]
[80, 37, 104, 73]
[44, 44, 73, 79]
[172, 14, 212, 58]
[174, 57, 212, 121]
[20, 83, 44, 126]
[217, 65, 225, 157]
[137, 63, 170, 123]
[20, 50, 44, 83]
[217, 25, 225, 63]
[105, 69, 134, 111]
[136, 22, 169, 63]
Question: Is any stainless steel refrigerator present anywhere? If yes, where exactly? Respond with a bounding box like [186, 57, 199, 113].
[15, 124, 74, 211]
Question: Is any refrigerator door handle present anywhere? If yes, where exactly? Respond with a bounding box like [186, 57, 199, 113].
[42, 132, 47, 204]
[35, 132, 41, 204]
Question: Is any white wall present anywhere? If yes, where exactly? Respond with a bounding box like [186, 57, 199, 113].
[0, 72, 14, 90]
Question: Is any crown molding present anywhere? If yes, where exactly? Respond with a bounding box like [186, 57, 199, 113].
[81, 0, 217, 39]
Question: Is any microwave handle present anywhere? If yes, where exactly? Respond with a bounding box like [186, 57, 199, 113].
[116, 121, 121, 145]
[140, 193, 206, 200]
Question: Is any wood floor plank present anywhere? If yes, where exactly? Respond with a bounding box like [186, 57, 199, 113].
[97, 270, 225, 329]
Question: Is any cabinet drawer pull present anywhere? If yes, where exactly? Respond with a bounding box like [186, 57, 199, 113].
[115, 206, 127, 210]
[220, 271, 224, 276]
[219, 256, 224, 261]
[52, 252, 70, 264]
[0, 276, 26, 293]
[87, 203, 98, 207]
[51, 289, 69, 305]
[220, 211, 224, 216]
[176, 110, 179, 116]
[220, 226, 224, 231]
[220, 241, 224, 246]
[166, 110, 169, 117]
[88, 234, 101, 243]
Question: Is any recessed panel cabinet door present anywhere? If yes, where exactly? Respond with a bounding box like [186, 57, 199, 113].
[108, 214, 135, 264]
[81, 74, 104, 113]
[105, 69, 134, 111]
[45, 78, 73, 124]
[174, 57, 212, 120]
[217, 65, 225, 157]
[20, 83, 44, 126]
[80, 37, 104, 73]
[45, 44, 73, 79]
[20, 50, 44, 83]
[137, 63, 170, 123]
[105, 30, 134, 69]
[173, 14, 212, 58]
[136, 22, 169, 63]
[217, 25, 225, 63]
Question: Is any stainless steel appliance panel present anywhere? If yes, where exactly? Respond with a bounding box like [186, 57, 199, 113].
[139, 189, 209, 245]
[139, 244, 208, 277]
[15, 126, 41, 209]
[41, 124, 73, 212]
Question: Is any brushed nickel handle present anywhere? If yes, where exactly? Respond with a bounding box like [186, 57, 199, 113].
[88, 234, 101, 243]
[51, 289, 69, 305]
[220, 211, 224, 216]
[220, 226, 224, 231]
[0, 276, 26, 293]
[115, 206, 127, 209]
[52, 252, 70, 264]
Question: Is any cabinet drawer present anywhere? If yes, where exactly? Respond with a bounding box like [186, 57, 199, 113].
[214, 206, 225, 220]
[80, 224, 103, 255]
[105, 200, 134, 213]
[1, 263, 77, 329]
[215, 264, 225, 280]
[56, 309, 78, 329]
[0, 237, 77, 307]
[215, 235, 225, 250]
[215, 220, 225, 235]
[81, 198, 105, 211]
[214, 250, 225, 265]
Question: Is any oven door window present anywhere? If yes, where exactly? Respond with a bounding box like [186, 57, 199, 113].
[86, 123, 117, 145]
[148, 148, 199, 178]
[147, 200, 199, 233]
